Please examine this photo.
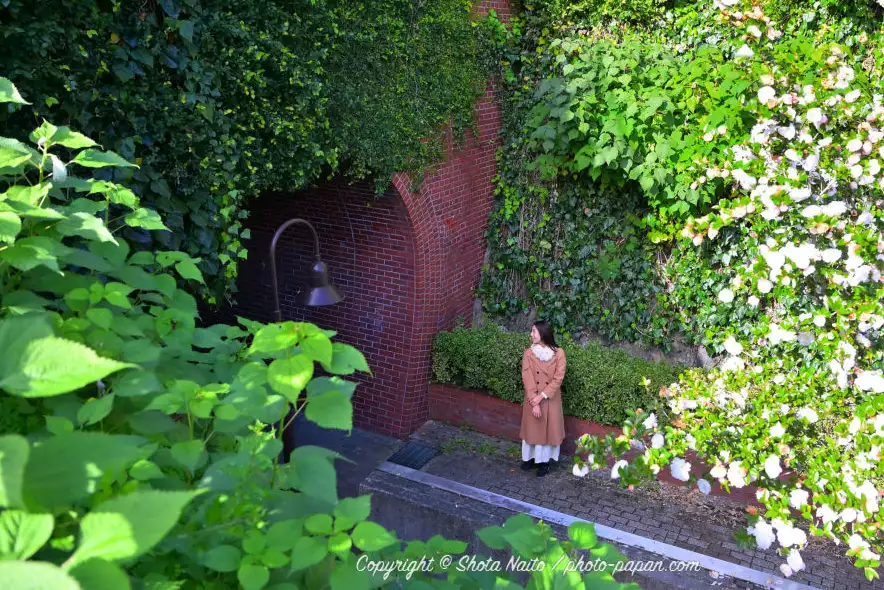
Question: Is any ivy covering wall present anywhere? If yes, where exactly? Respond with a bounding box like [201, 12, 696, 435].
[0, 0, 489, 303]
[479, 0, 884, 352]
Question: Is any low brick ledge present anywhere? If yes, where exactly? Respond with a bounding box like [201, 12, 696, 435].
[428, 383, 760, 504]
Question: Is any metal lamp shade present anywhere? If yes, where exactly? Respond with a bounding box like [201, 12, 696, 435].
[298, 261, 344, 307]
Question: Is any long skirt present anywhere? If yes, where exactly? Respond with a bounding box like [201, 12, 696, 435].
[522, 440, 560, 464]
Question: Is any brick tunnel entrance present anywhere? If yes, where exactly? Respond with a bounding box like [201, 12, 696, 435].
[232, 77, 505, 438]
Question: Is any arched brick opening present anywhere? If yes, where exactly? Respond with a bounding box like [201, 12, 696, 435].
[232, 0, 511, 438]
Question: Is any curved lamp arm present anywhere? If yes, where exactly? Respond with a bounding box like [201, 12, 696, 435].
[269, 218, 322, 323]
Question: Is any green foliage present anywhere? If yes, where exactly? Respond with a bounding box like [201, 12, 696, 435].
[433, 324, 683, 424]
[0, 0, 488, 303]
[0, 79, 638, 590]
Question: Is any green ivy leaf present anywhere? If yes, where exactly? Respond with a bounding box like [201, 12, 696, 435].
[71, 149, 137, 169]
[202, 544, 242, 573]
[68, 490, 199, 566]
[0, 77, 30, 105]
[0, 562, 78, 590]
[77, 394, 115, 426]
[0, 510, 54, 560]
[0, 211, 22, 244]
[69, 558, 131, 590]
[267, 355, 314, 400]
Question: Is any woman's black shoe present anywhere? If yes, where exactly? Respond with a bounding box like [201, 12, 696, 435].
[537, 463, 550, 477]
[520, 459, 535, 471]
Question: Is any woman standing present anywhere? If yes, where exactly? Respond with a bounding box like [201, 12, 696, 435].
[519, 320, 567, 477]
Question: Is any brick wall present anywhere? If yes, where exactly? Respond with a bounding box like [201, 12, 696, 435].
[229, 1, 511, 438]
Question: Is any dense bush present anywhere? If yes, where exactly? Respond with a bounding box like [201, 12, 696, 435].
[432, 325, 684, 424]
[0, 78, 639, 590]
[0, 0, 488, 303]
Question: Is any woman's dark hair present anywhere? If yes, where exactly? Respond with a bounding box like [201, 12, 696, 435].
[533, 320, 558, 349]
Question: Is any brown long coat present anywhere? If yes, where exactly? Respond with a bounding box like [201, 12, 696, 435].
[519, 347, 566, 446]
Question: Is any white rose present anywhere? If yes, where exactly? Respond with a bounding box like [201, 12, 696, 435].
[758, 279, 773, 293]
[723, 336, 743, 355]
[790, 489, 809, 509]
[764, 455, 782, 479]
[670, 457, 691, 482]
[855, 370, 884, 393]
[735, 44, 754, 58]
[651, 433, 665, 449]
[642, 412, 658, 429]
[787, 549, 806, 573]
[806, 108, 824, 124]
[758, 86, 777, 103]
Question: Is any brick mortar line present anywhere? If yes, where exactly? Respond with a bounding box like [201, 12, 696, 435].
[377, 462, 821, 590]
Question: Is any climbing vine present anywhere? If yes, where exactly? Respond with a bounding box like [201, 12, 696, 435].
[0, 0, 489, 303]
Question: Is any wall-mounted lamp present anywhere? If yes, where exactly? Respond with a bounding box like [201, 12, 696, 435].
[269, 218, 344, 322]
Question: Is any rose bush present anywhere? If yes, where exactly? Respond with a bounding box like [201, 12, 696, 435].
[564, 1, 884, 582]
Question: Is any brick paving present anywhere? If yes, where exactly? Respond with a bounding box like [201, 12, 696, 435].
[411, 421, 876, 590]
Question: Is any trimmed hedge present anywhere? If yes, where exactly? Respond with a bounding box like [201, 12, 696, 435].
[432, 324, 684, 425]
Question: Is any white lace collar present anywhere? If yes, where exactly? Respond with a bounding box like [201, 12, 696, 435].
[531, 344, 555, 362]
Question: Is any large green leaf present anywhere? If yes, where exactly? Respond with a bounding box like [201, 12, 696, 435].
[0, 211, 22, 244]
[0, 561, 79, 590]
[23, 433, 144, 511]
[330, 562, 371, 590]
[124, 208, 168, 231]
[288, 446, 338, 503]
[334, 496, 371, 525]
[351, 521, 397, 551]
[0, 236, 69, 273]
[321, 343, 370, 375]
[0, 77, 30, 105]
[69, 558, 131, 590]
[69, 490, 199, 566]
[0, 510, 54, 560]
[267, 355, 313, 400]
[57, 212, 117, 244]
[50, 127, 97, 150]
[170, 440, 206, 472]
[201, 544, 242, 573]
[247, 324, 300, 355]
[238, 564, 269, 590]
[0, 436, 29, 509]
[305, 389, 352, 431]
[77, 394, 115, 426]
[0, 138, 32, 169]
[299, 332, 333, 366]
[568, 521, 598, 549]
[0, 333, 134, 398]
[71, 149, 137, 169]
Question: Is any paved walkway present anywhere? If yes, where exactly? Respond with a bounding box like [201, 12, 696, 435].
[292, 416, 874, 590]
[410, 421, 874, 590]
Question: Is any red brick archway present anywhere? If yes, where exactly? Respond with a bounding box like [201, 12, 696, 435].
[233, 1, 510, 437]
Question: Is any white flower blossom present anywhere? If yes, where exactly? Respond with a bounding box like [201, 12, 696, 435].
[718, 288, 734, 303]
[642, 413, 657, 429]
[735, 44, 754, 58]
[651, 433, 665, 449]
[787, 549, 806, 573]
[768, 323, 797, 345]
[670, 457, 691, 482]
[611, 459, 628, 480]
[855, 370, 884, 393]
[573, 463, 590, 477]
[790, 489, 809, 509]
[747, 518, 775, 549]
[771, 423, 786, 438]
[710, 463, 727, 479]
[806, 108, 824, 125]
[723, 336, 743, 355]
[758, 86, 776, 103]
[758, 279, 773, 294]
[816, 503, 838, 524]
[797, 407, 819, 424]
[764, 455, 782, 479]
[727, 461, 746, 488]
[697, 479, 711, 495]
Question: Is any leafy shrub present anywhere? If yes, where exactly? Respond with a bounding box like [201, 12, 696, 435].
[0, 0, 488, 302]
[0, 77, 640, 590]
[433, 324, 684, 424]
